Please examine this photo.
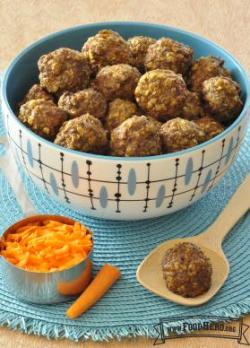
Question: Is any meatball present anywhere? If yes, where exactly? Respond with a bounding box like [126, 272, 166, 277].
[93, 64, 141, 101]
[58, 88, 107, 120]
[127, 36, 156, 71]
[182, 91, 203, 120]
[188, 56, 231, 93]
[110, 115, 162, 156]
[145, 116, 163, 130]
[145, 38, 193, 75]
[38, 48, 90, 94]
[18, 99, 68, 140]
[105, 98, 138, 131]
[202, 76, 243, 123]
[160, 118, 206, 152]
[135, 69, 187, 120]
[162, 242, 212, 298]
[20, 84, 54, 105]
[81, 29, 132, 72]
[195, 115, 224, 140]
[55, 114, 108, 154]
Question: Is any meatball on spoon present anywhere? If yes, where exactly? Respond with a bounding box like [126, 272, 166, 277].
[137, 176, 250, 306]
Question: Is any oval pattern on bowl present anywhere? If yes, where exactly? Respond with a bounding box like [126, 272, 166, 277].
[224, 137, 234, 166]
[99, 186, 108, 208]
[185, 158, 193, 185]
[27, 140, 33, 167]
[155, 185, 166, 208]
[127, 168, 137, 195]
[201, 169, 213, 194]
[49, 172, 59, 196]
[71, 161, 79, 188]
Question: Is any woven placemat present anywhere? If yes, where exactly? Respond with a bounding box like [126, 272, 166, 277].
[0, 104, 249, 341]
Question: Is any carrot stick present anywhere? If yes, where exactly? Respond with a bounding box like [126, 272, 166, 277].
[66, 264, 121, 319]
[57, 259, 92, 296]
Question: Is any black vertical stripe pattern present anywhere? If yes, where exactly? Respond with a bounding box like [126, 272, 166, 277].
[115, 164, 122, 213]
[19, 129, 29, 173]
[143, 163, 151, 213]
[208, 139, 226, 191]
[60, 152, 70, 203]
[37, 143, 49, 194]
[167, 158, 180, 208]
[18, 129, 33, 183]
[231, 126, 241, 163]
[190, 150, 206, 201]
[86, 160, 95, 210]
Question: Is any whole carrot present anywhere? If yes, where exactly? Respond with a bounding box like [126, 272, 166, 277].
[66, 263, 121, 319]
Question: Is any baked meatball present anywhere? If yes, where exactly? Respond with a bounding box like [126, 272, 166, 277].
[145, 116, 163, 130]
[202, 76, 243, 123]
[145, 38, 193, 75]
[195, 115, 224, 140]
[135, 69, 188, 120]
[105, 98, 138, 131]
[110, 115, 162, 156]
[18, 99, 68, 140]
[160, 117, 206, 152]
[162, 242, 212, 298]
[81, 29, 132, 72]
[182, 91, 203, 120]
[93, 64, 141, 101]
[20, 84, 54, 105]
[127, 36, 156, 71]
[54, 113, 108, 154]
[38, 48, 90, 94]
[188, 56, 231, 93]
[58, 88, 107, 120]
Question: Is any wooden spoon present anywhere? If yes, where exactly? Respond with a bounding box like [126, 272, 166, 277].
[137, 175, 250, 306]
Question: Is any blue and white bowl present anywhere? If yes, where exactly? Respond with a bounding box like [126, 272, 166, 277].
[1, 22, 250, 220]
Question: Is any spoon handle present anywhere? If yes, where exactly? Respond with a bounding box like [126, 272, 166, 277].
[198, 175, 250, 248]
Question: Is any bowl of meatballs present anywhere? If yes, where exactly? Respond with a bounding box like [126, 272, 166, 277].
[1, 22, 249, 220]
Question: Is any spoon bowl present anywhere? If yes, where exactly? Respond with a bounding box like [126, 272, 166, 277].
[137, 176, 250, 306]
[137, 237, 229, 306]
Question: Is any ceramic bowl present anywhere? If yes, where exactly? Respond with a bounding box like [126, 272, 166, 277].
[1, 22, 250, 220]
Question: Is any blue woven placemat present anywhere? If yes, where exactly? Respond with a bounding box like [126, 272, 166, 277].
[0, 101, 249, 342]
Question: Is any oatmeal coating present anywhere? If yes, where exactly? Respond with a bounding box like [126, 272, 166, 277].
[105, 98, 138, 131]
[127, 36, 156, 71]
[202, 76, 243, 123]
[160, 117, 206, 152]
[54, 113, 108, 154]
[145, 38, 193, 75]
[20, 84, 54, 105]
[195, 115, 224, 140]
[18, 99, 68, 140]
[182, 91, 203, 120]
[162, 242, 212, 298]
[145, 116, 163, 130]
[135, 69, 188, 120]
[188, 56, 231, 93]
[93, 64, 141, 101]
[82, 29, 132, 72]
[58, 88, 107, 120]
[38, 48, 90, 94]
[110, 115, 162, 157]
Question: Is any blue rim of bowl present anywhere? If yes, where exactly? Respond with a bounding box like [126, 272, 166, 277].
[1, 21, 250, 162]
